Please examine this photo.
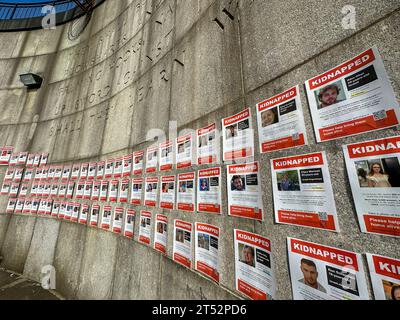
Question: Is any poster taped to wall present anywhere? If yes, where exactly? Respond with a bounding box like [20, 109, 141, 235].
[154, 214, 168, 254]
[0, 147, 13, 165]
[139, 210, 152, 245]
[76, 181, 85, 199]
[6, 198, 16, 213]
[227, 162, 263, 221]
[58, 202, 66, 219]
[305, 46, 400, 142]
[257, 86, 308, 153]
[173, 220, 193, 269]
[159, 141, 174, 171]
[88, 163, 97, 180]
[176, 133, 194, 169]
[160, 175, 175, 210]
[62, 165, 71, 181]
[84, 181, 93, 200]
[100, 181, 109, 201]
[79, 204, 89, 225]
[222, 108, 254, 162]
[71, 202, 80, 222]
[118, 179, 129, 203]
[105, 159, 114, 179]
[271, 151, 339, 232]
[287, 237, 369, 300]
[101, 205, 112, 231]
[91, 181, 100, 201]
[123, 154, 132, 177]
[177, 172, 195, 212]
[109, 180, 119, 202]
[133, 151, 144, 175]
[113, 157, 123, 178]
[80, 163, 89, 180]
[90, 204, 100, 227]
[146, 145, 158, 173]
[124, 209, 136, 239]
[197, 123, 219, 165]
[71, 164, 80, 181]
[96, 161, 105, 180]
[366, 253, 400, 300]
[23, 199, 32, 214]
[343, 136, 400, 237]
[131, 178, 143, 205]
[145, 177, 158, 207]
[112, 207, 124, 234]
[195, 223, 220, 283]
[197, 167, 221, 214]
[234, 229, 276, 300]
[15, 198, 24, 214]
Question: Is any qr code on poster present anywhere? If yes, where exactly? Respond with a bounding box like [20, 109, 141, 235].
[318, 212, 328, 221]
[373, 110, 387, 121]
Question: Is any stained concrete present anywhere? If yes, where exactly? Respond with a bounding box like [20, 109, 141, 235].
[0, 0, 399, 300]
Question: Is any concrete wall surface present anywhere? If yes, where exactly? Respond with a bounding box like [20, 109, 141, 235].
[0, 0, 399, 300]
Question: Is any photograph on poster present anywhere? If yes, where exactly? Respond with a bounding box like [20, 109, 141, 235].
[160, 176, 175, 210]
[197, 123, 219, 165]
[131, 178, 143, 205]
[197, 168, 221, 214]
[139, 211, 152, 245]
[154, 214, 168, 254]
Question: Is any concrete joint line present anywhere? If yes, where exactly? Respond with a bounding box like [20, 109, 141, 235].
[0, 278, 28, 290]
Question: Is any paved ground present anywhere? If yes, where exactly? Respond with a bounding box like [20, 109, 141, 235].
[0, 268, 62, 300]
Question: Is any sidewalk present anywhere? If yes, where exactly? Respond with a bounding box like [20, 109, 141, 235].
[0, 268, 61, 300]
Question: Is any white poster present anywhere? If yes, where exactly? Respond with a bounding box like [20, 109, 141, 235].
[177, 172, 195, 213]
[0, 147, 14, 165]
[234, 229, 276, 300]
[109, 180, 119, 202]
[71, 202, 80, 223]
[31, 199, 40, 215]
[62, 165, 71, 181]
[88, 163, 97, 180]
[197, 167, 221, 215]
[154, 214, 168, 255]
[124, 209, 136, 239]
[14, 198, 24, 214]
[91, 181, 100, 201]
[118, 179, 129, 203]
[366, 253, 400, 300]
[58, 202, 66, 219]
[83, 181, 93, 200]
[90, 204, 100, 227]
[305, 46, 400, 142]
[23, 198, 32, 214]
[6, 198, 16, 213]
[139, 210, 152, 245]
[23, 168, 34, 183]
[131, 178, 143, 205]
[195, 223, 220, 283]
[9, 153, 18, 166]
[176, 133, 194, 169]
[173, 220, 193, 269]
[51, 201, 60, 218]
[101, 205, 112, 231]
[287, 237, 369, 300]
[100, 181, 109, 201]
[133, 150, 144, 175]
[0, 180, 11, 195]
[227, 162, 263, 221]
[79, 204, 90, 225]
[146, 145, 158, 173]
[96, 161, 105, 180]
[113, 157, 123, 179]
[197, 123, 219, 165]
[112, 207, 124, 234]
[71, 163, 80, 181]
[58, 183, 67, 199]
[145, 177, 158, 207]
[271, 151, 339, 232]
[105, 159, 114, 179]
[76, 181, 85, 199]
[257, 86, 308, 153]
[80, 163, 89, 180]
[343, 136, 400, 237]
[160, 175, 175, 210]
[64, 202, 73, 220]
[222, 108, 254, 162]
[123, 154, 132, 177]
[159, 140, 174, 171]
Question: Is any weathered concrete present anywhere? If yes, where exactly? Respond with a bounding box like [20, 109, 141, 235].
[0, 0, 399, 300]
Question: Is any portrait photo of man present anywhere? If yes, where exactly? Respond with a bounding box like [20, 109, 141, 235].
[298, 259, 327, 293]
[231, 175, 246, 191]
[239, 244, 255, 267]
[317, 83, 345, 109]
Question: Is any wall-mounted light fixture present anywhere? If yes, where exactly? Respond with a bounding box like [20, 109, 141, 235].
[19, 73, 43, 89]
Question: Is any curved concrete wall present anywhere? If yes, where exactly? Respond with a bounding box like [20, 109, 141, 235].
[0, 0, 399, 299]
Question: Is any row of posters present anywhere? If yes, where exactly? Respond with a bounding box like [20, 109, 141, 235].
[2, 135, 399, 237]
[5, 195, 399, 302]
[0, 148, 48, 167]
